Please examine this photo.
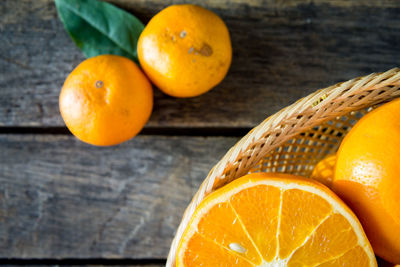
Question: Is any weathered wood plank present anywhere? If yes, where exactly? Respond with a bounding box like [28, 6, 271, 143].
[1, 0, 399, 127]
[0, 134, 237, 258]
[2, 264, 164, 267]
[3, 265, 164, 267]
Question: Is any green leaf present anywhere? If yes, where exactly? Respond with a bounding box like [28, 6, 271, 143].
[54, 0, 144, 63]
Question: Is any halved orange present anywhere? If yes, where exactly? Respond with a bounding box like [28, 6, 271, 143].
[176, 173, 376, 266]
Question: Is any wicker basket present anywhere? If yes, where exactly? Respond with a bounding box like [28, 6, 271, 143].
[167, 68, 400, 266]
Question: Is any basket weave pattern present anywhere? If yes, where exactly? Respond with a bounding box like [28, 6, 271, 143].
[167, 68, 400, 266]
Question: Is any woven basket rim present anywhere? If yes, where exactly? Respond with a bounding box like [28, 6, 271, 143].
[166, 67, 400, 266]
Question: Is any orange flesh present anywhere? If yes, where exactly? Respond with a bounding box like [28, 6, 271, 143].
[177, 173, 376, 266]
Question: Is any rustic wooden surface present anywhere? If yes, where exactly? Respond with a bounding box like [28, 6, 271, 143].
[1, 0, 399, 127]
[1, 0, 400, 265]
[0, 135, 237, 259]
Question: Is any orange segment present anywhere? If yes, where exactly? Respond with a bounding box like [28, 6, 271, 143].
[316, 246, 371, 267]
[230, 184, 281, 261]
[176, 173, 376, 267]
[197, 201, 263, 264]
[288, 213, 358, 266]
[183, 232, 253, 266]
[279, 189, 333, 258]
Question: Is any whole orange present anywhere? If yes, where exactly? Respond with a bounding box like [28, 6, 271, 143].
[310, 154, 336, 187]
[334, 98, 400, 264]
[59, 55, 153, 146]
[137, 4, 232, 98]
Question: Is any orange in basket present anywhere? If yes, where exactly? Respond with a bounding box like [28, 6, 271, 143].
[176, 173, 376, 266]
[311, 154, 336, 187]
[334, 98, 400, 264]
[167, 68, 400, 266]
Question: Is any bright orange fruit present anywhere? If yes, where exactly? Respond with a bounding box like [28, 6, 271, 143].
[334, 98, 400, 264]
[176, 173, 376, 266]
[59, 55, 153, 146]
[311, 154, 336, 187]
[137, 4, 232, 98]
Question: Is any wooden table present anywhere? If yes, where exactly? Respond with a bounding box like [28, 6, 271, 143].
[1, 0, 399, 265]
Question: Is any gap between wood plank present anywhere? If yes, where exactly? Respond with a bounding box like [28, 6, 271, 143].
[0, 126, 252, 137]
[0, 258, 166, 265]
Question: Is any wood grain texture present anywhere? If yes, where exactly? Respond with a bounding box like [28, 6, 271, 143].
[2, 264, 164, 267]
[1, 0, 399, 127]
[0, 134, 237, 258]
